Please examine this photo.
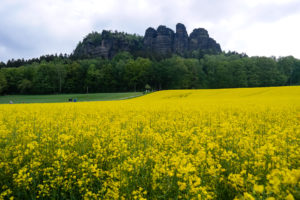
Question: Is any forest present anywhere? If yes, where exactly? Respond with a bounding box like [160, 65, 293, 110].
[0, 51, 300, 95]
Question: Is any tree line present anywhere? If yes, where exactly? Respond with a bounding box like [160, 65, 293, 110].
[0, 52, 300, 95]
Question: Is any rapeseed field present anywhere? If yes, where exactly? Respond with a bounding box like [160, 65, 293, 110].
[0, 86, 299, 199]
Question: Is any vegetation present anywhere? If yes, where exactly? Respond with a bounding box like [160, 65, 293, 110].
[0, 86, 299, 199]
[72, 30, 144, 59]
[0, 92, 142, 104]
[1, 52, 300, 95]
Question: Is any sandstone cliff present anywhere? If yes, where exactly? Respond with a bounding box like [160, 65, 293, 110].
[174, 23, 189, 55]
[73, 23, 221, 59]
[73, 31, 143, 59]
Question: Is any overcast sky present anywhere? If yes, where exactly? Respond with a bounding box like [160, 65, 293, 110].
[0, 0, 300, 62]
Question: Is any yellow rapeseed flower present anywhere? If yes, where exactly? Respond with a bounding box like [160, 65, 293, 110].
[0, 86, 299, 199]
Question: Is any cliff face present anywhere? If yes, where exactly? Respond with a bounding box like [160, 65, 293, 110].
[154, 26, 175, 55]
[174, 23, 189, 55]
[188, 28, 221, 52]
[75, 32, 113, 59]
[143, 23, 221, 56]
[73, 31, 143, 59]
[144, 27, 157, 53]
[73, 23, 221, 59]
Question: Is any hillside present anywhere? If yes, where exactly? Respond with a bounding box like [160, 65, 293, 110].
[73, 23, 221, 59]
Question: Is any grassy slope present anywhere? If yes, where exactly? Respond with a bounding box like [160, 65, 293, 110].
[0, 92, 143, 104]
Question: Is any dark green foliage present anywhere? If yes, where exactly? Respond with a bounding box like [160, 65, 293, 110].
[277, 56, 300, 85]
[33, 63, 58, 94]
[2, 68, 23, 94]
[84, 32, 103, 45]
[124, 57, 152, 91]
[0, 70, 7, 94]
[4, 54, 69, 68]
[0, 62, 5, 69]
[0, 52, 299, 95]
[253, 57, 287, 86]
[291, 60, 300, 85]
[18, 79, 33, 94]
[63, 62, 86, 93]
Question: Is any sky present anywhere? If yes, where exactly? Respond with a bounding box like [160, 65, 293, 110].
[0, 0, 300, 62]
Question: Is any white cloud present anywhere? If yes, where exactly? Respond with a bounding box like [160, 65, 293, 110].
[244, 0, 297, 7]
[225, 13, 300, 57]
[0, 0, 300, 62]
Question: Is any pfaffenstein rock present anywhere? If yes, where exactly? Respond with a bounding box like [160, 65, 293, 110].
[144, 27, 157, 52]
[144, 24, 221, 56]
[189, 28, 221, 52]
[174, 23, 189, 55]
[154, 26, 175, 55]
[73, 23, 221, 59]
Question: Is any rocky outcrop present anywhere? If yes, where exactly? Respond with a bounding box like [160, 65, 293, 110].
[174, 23, 188, 55]
[144, 27, 157, 52]
[143, 23, 221, 56]
[73, 23, 221, 59]
[143, 26, 175, 55]
[189, 28, 221, 52]
[154, 26, 175, 55]
[73, 31, 143, 59]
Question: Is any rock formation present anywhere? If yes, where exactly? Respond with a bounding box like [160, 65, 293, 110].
[153, 25, 175, 55]
[73, 23, 221, 59]
[188, 28, 221, 52]
[143, 23, 221, 56]
[173, 23, 189, 55]
[73, 31, 143, 59]
[144, 27, 157, 52]
[143, 26, 175, 56]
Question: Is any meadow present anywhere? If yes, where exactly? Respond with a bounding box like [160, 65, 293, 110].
[0, 86, 299, 199]
[0, 92, 143, 104]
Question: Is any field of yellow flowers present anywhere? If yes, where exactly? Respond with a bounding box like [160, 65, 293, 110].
[0, 86, 300, 199]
